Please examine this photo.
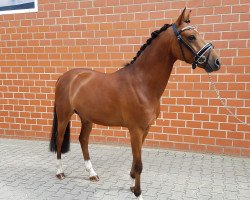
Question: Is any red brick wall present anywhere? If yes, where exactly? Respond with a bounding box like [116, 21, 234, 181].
[1, 0, 249, 156]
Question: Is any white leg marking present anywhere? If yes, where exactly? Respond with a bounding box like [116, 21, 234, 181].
[137, 194, 143, 200]
[84, 160, 97, 177]
[131, 177, 135, 187]
[56, 159, 63, 175]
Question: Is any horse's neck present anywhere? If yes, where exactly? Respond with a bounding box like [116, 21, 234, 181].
[129, 32, 176, 101]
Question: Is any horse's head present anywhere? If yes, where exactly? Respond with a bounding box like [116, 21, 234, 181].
[171, 8, 221, 72]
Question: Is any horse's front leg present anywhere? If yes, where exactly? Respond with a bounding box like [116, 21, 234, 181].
[130, 127, 149, 196]
[129, 128, 146, 200]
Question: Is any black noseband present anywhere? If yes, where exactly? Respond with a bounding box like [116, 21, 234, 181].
[172, 23, 213, 71]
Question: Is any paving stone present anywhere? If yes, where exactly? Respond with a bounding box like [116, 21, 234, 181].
[238, 189, 250, 198]
[0, 138, 250, 200]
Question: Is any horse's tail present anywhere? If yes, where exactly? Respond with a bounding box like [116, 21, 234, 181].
[49, 106, 70, 154]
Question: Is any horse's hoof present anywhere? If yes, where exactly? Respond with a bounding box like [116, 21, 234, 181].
[131, 186, 142, 198]
[89, 175, 99, 182]
[56, 173, 65, 180]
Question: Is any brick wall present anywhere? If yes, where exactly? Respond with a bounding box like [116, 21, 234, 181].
[0, 0, 249, 156]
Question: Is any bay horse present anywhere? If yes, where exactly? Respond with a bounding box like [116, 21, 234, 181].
[50, 8, 221, 200]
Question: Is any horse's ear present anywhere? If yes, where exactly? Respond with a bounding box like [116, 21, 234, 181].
[184, 10, 192, 23]
[175, 7, 186, 26]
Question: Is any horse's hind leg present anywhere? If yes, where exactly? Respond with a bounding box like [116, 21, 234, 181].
[56, 110, 73, 180]
[79, 120, 99, 181]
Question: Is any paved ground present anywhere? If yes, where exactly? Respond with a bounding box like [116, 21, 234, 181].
[0, 138, 249, 200]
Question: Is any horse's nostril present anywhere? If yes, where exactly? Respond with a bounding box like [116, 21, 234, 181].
[215, 59, 220, 66]
[215, 59, 221, 69]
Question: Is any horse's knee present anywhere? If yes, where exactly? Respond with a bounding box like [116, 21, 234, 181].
[134, 161, 143, 174]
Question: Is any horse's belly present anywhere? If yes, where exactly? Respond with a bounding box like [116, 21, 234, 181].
[75, 101, 124, 126]
[71, 75, 124, 126]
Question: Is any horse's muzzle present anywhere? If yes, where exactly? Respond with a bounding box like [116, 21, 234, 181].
[205, 58, 221, 73]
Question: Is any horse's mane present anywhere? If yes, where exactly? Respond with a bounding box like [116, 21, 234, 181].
[124, 24, 171, 67]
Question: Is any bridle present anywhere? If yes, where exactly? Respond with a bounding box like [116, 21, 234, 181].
[172, 23, 213, 71]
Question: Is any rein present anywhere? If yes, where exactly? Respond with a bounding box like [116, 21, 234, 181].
[172, 24, 213, 71]
[208, 73, 249, 126]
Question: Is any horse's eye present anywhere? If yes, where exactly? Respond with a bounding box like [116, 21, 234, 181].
[188, 35, 196, 41]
